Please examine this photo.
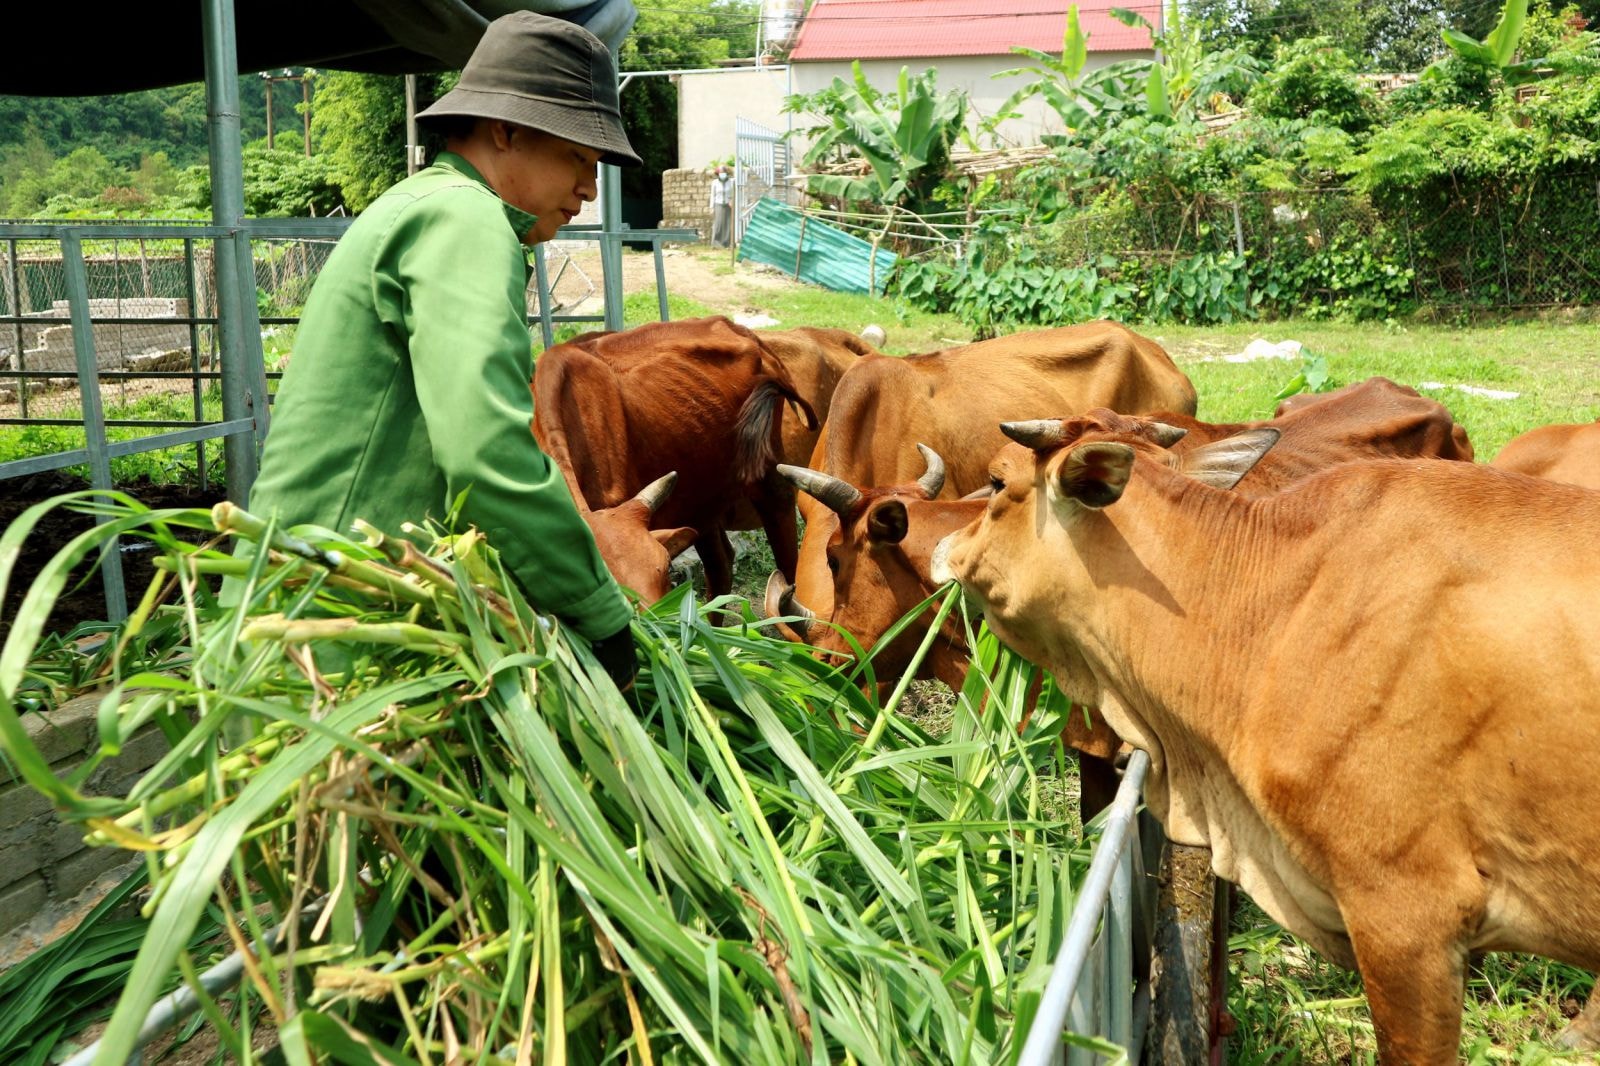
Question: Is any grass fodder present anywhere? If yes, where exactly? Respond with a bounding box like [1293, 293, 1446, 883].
[0, 495, 1103, 1065]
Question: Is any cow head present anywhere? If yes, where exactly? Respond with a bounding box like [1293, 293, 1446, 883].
[765, 445, 975, 683]
[932, 410, 1277, 694]
[582, 472, 698, 605]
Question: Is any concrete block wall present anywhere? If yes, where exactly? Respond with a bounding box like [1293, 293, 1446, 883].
[0, 297, 192, 373]
[661, 168, 714, 238]
[0, 693, 168, 942]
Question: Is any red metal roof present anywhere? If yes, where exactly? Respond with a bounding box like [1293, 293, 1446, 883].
[788, 0, 1155, 61]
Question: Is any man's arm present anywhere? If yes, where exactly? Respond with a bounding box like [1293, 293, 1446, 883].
[380, 187, 632, 639]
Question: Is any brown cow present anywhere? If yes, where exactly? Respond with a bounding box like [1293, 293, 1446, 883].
[770, 380, 1475, 817]
[781, 321, 1196, 633]
[771, 376, 1472, 683]
[754, 326, 880, 468]
[532, 315, 816, 599]
[1490, 419, 1600, 489]
[932, 410, 1600, 1063]
[723, 326, 877, 534]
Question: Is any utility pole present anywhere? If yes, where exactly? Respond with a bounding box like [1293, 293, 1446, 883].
[261, 69, 312, 155]
[301, 70, 313, 157]
[261, 71, 274, 146]
[405, 74, 420, 175]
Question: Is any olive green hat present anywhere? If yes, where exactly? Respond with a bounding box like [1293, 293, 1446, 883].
[418, 11, 642, 168]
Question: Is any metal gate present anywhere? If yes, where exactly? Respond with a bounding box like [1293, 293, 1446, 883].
[732, 116, 798, 246]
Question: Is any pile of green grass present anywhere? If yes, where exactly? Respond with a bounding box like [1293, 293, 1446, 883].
[0, 492, 1099, 1065]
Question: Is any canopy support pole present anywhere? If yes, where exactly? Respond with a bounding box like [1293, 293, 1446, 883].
[203, 0, 268, 502]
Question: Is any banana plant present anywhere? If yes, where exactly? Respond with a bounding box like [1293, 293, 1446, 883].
[987, 6, 1132, 136]
[1105, 0, 1261, 121]
[791, 61, 969, 209]
[1438, 0, 1548, 84]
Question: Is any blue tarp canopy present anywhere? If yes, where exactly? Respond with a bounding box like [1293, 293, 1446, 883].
[1, 0, 636, 96]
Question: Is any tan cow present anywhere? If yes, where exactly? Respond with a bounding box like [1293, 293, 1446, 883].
[771, 377, 1473, 688]
[1490, 419, 1600, 490]
[781, 321, 1196, 633]
[932, 409, 1600, 1063]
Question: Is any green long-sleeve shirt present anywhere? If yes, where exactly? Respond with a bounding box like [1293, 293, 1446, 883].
[246, 152, 631, 639]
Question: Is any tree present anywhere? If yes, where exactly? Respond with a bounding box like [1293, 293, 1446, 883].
[617, 0, 759, 216]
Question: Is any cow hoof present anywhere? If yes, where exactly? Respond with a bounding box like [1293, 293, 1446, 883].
[1554, 1007, 1600, 1052]
[860, 324, 887, 347]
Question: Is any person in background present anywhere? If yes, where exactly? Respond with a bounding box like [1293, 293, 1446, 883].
[709, 164, 733, 248]
[242, 11, 642, 690]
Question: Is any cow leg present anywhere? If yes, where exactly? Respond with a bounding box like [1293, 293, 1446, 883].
[1077, 751, 1121, 823]
[1556, 990, 1600, 1051]
[1344, 907, 1468, 1065]
[752, 474, 801, 583]
[697, 528, 735, 598]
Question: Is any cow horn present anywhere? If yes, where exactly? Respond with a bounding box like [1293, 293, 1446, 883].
[767, 571, 813, 636]
[777, 463, 862, 516]
[915, 443, 946, 498]
[1148, 422, 1189, 448]
[633, 471, 678, 515]
[1000, 419, 1068, 450]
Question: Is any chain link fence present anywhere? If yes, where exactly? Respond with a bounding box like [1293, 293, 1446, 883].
[0, 229, 336, 485]
[1043, 169, 1600, 315]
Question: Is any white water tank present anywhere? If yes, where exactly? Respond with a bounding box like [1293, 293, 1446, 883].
[760, 0, 803, 56]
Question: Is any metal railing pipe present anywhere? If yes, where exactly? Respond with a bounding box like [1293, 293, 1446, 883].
[60, 231, 127, 622]
[1018, 748, 1151, 1066]
[202, 0, 267, 502]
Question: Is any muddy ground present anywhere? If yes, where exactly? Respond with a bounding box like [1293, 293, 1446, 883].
[0, 472, 221, 640]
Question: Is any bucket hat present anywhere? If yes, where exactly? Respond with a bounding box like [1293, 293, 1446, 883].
[418, 11, 642, 168]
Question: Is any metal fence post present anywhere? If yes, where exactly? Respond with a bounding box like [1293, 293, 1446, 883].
[600, 165, 626, 331]
[6, 238, 26, 419]
[203, 0, 268, 503]
[60, 231, 128, 623]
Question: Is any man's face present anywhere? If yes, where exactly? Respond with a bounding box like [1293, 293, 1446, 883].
[492, 124, 603, 244]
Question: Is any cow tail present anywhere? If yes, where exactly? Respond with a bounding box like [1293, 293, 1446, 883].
[736, 376, 813, 484]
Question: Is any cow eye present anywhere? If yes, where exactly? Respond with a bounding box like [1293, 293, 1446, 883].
[826, 554, 839, 573]
[990, 476, 1004, 494]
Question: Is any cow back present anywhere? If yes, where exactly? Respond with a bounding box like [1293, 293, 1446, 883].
[1490, 419, 1600, 490]
[821, 321, 1196, 495]
[1149, 377, 1475, 495]
[537, 316, 807, 530]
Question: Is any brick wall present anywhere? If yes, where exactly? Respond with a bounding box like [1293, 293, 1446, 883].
[0, 693, 168, 943]
[660, 168, 715, 238]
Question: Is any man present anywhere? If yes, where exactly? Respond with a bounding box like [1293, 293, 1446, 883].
[244, 11, 640, 689]
[709, 164, 733, 247]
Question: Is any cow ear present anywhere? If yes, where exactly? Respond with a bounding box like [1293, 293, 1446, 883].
[866, 499, 909, 544]
[652, 526, 698, 558]
[1177, 428, 1280, 490]
[1057, 442, 1135, 508]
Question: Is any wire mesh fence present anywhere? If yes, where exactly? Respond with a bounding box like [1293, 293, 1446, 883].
[0, 229, 336, 486]
[1041, 171, 1600, 314]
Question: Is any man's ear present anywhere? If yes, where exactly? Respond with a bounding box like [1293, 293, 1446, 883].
[1056, 442, 1136, 508]
[1177, 428, 1280, 489]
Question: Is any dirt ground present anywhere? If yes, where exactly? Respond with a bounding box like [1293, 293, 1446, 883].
[0, 472, 220, 639]
[550, 244, 806, 317]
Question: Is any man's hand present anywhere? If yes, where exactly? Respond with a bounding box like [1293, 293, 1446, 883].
[590, 624, 638, 693]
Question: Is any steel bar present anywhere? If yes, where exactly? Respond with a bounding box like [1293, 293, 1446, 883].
[1017, 749, 1151, 1066]
[532, 243, 556, 350]
[203, 0, 266, 502]
[654, 238, 669, 321]
[1108, 818, 1135, 1051]
[60, 231, 127, 622]
[599, 164, 625, 330]
[59, 899, 328, 1066]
